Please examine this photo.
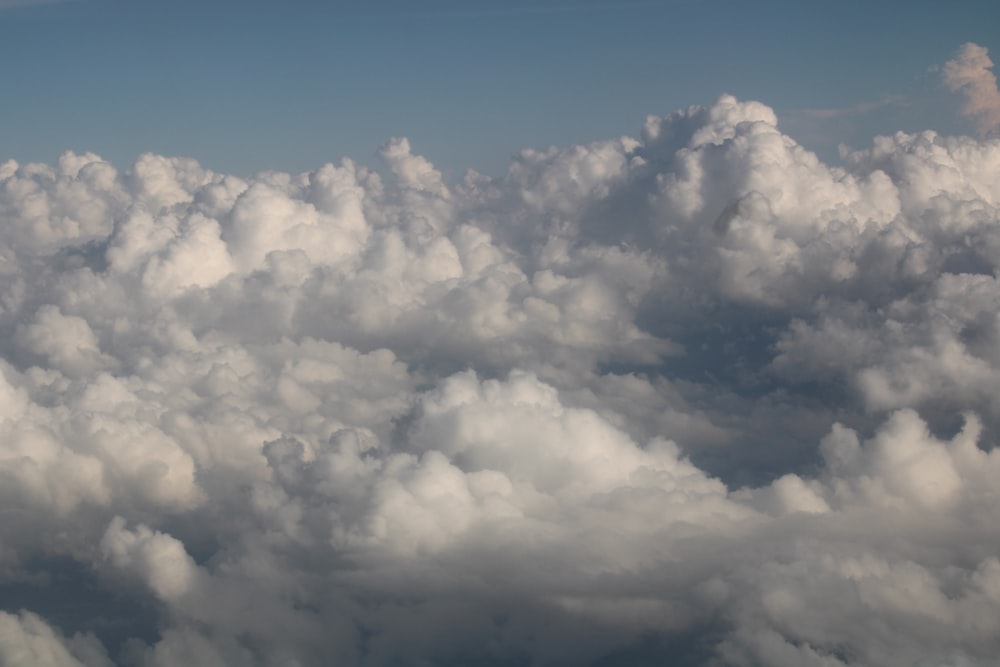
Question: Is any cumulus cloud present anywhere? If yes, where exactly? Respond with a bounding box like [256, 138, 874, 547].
[943, 42, 1000, 136]
[0, 611, 112, 667]
[1, 84, 1000, 666]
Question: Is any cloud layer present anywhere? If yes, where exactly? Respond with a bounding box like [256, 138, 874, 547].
[1, 86, 1000, 666]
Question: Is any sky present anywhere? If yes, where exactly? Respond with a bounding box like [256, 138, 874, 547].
[0, 0, 998, 176]
[3, 1, 1000, 667]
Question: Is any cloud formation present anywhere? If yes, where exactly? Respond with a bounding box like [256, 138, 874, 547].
[1, 88, 1000, 666]
[0, 0, 68, 10]
[943, 42, 1000, 136]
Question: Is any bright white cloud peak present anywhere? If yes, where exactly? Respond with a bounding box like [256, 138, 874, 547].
[1, 83, 1000, 667]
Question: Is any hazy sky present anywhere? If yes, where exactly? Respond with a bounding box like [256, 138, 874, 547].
[1, 0, 997, 175]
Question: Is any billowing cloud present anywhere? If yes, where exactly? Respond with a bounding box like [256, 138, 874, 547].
[943, 42, 1000, 136]
[1, 85, 1000, 666]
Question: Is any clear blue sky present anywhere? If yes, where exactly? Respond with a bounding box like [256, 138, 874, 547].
[1, 0, 997, 177]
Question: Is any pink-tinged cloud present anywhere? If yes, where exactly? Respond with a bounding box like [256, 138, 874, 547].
[942, 42, 1000, 136]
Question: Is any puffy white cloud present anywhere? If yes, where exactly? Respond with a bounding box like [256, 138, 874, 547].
[100, 518, 200, 601]
[1, 82, 999, 666]
[16, 305, 117, 377]
[0, 611, 112, 667]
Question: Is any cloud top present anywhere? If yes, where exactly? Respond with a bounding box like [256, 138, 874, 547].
[943, 42, 1000, 136]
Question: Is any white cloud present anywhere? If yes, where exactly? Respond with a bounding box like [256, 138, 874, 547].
[0, 611, 111, 667]
[0, 84, 999, 665]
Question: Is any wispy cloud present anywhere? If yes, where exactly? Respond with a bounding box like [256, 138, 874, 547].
[0, 0, 70, 9]
[942, 42, 1000, 136]
[394, 0, 687, 20]
[778, 94, 911, 153]
[786, 94, 908, 121]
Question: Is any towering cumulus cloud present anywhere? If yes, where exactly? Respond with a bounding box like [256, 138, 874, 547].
[943, 42, 1000, 136]
[1, 88, 1000, 666]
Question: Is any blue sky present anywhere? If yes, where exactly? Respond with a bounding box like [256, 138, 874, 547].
[1, 0, 997, 176]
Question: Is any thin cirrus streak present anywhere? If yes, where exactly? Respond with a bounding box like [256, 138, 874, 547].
[0, 0, 67, 9]
[389, 0, 689, 20]
[0, 49, 1000, 667]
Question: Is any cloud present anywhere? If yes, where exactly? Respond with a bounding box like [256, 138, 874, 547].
[784, 95, 908, 122]
[0, 611, 112, 667]
[0, 0, 70, 10]
[398, 1, 683, 20]
[942, 42, 1000, 136]
[0, 85, 1000, 665]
